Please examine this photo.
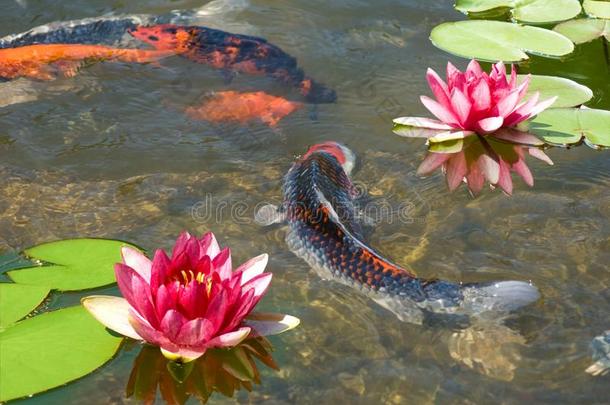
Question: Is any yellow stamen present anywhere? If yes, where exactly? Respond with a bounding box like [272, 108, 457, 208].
[180, 270, 189, 284]
[196, 272, 205, 283]
[206, 278, 213, 296]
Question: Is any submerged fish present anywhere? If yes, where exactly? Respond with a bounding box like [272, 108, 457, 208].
[129, 24, 336, 103]
[586, 331, 610, 376]
[185, 91, 302, 127]
[259, 142, 540, 324]
[0, 43, 175, 80]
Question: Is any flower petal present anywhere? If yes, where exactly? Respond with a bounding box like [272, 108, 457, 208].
[466, 59, 483, 78]
[207, 326, 251, 348]
[465, 162, 485, 195]
[445, 152, 468, 191]
[241, 272, 272, 301]
[178, 280, 208, 319]
[470, 79, 491, 113]
[492, 128, 544, 146]
[115, 263, 158, 327]
[244, 312, 301, 337]
[528, 96, 557, 117]
[449, 88, 472, 126]
[393, 116, 454, 130]
[426, 68, 451, 107]
[495, 89, 521, 118]
[447, 62, 465, 90]
[497, 159, 513, 195]
[528, 148, 553, 165]
[171, 231, 192, 260]
[176, 317, 215, 347]
[128, 309, 171, 348]
[513, 156, 534, 186]
[150, 248, 171, 294]
[420, 96, 460, 127]
[212, 247, 232, 280]
[417, 153, 452, 176]
[203, 288, 230, 331]
[236, 254, 269, 285]
[81, 295, 143, 340]
[200, 232, 221, 258]
[121, 247, 151, 284]
[160, 347, 206, 363]
[429, 130, 475, 143]
[478, 150, 500, 185]
[160, 309, 189, 341]
[504, 91, 539, 127]
[155, 283, 177, 320]
[475, 117, 504, 134]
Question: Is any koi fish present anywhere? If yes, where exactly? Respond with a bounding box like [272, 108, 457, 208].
[258, 142, 540, 324]
[185, 91, 302, 127]
[129, 24, 337, 103]
[0, 43, 175, 80]
[0, 17, 142, 49]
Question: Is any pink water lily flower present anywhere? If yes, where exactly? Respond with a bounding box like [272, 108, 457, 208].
[83, 232, 299, 362]
[394, 60, 556, 136]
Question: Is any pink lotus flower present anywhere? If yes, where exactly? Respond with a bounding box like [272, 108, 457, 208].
[394, 60, 556, 136]
[83, 232, 299, 362]
[417, 131, 553, 195]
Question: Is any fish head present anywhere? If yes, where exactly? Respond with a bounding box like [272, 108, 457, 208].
[303, 141, 355, 174]
[129, 24, 195, 51]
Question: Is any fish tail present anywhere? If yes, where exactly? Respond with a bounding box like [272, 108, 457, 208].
[458, 280, 540, 314]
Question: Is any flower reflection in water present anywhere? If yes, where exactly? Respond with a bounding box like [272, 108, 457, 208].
[126, 337, 278, 405]
[395, 127, 553, 195]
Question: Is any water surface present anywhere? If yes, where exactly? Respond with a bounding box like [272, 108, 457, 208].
[1, 0, 609, 403]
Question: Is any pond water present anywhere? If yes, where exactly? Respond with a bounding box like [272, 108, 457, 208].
[1, 0, 609, 403]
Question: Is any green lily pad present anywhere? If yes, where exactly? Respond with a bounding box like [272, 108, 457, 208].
[584, 0, 610, 19]
[554, 19, 610, 44]
[0, 283, 50, 330]
[8, 238, 139, 291]
[455, 0, 582, 24]
[0, 305, 122, 402]
[521, 75, 594, 107]
[529, 108, 610, 147]
[430, 20, 575, 62]
[0, 252, 33, 276]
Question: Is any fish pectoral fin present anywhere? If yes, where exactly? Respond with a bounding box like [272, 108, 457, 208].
[50, 60, 85, 78]
[254, 204, 285, 226]
[24, 65, 57, 81]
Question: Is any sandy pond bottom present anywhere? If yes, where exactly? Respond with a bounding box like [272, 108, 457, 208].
[1, 0, 609, 403]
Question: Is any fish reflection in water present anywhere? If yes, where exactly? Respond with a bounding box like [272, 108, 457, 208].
[126, 337, 277, 404]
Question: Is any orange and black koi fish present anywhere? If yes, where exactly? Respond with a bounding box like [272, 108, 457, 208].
[185, 91, 302, 127]
[129, 24, 336, 104]
[0, 44, 176, 80]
